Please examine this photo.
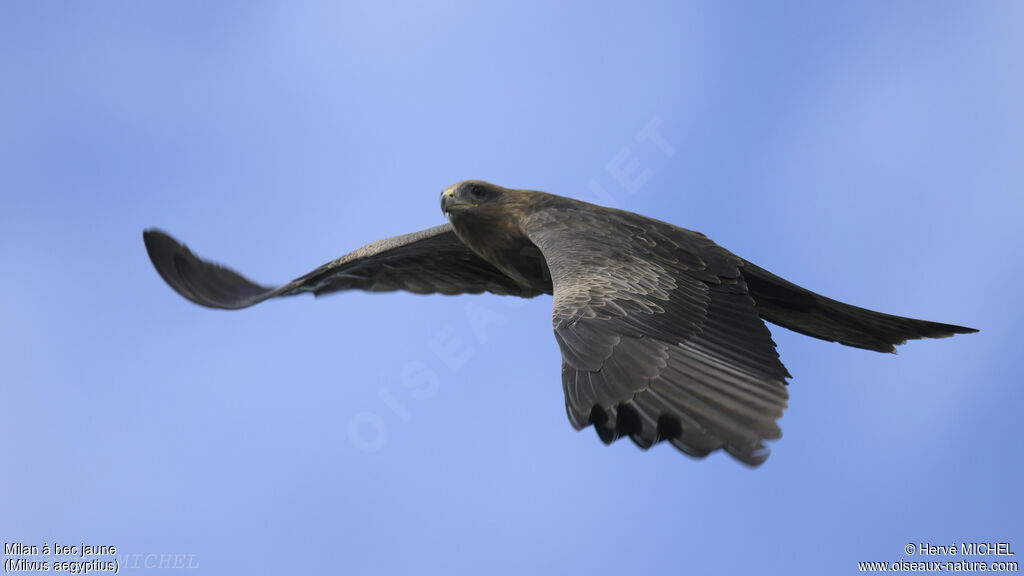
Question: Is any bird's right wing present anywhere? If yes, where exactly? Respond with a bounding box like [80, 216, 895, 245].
[143, 223, 531, 310]
[521, 199, 791, 466]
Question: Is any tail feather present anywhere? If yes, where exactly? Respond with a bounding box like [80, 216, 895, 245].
[740, 261, 977, 353]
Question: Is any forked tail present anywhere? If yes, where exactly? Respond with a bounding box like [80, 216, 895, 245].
[740, 261, 977, 353]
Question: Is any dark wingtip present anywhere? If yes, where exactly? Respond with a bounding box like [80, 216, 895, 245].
[142, 228, 274, 310]
[903, 320, 979, 344]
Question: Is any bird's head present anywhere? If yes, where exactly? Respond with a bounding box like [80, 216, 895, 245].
[440, 180, 508, 220]
[440, 180, 535, 253]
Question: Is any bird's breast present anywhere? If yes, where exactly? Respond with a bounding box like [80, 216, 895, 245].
[451, 217, 553, 296]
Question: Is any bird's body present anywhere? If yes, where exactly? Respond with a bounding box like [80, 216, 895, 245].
[445, 186, 552, 296]
[144, 180, 976, 465]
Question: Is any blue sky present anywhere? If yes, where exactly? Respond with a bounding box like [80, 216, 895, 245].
[2, 2, 1021, 574]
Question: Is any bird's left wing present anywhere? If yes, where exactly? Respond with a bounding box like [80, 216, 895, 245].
[521, 199, 791, 465]
[143, 224, 530, 310]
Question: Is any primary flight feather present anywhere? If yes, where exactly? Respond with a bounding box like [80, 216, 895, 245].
[144, 180, 976, 465]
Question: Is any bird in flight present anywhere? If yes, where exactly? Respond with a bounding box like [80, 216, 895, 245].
[144, 180, 976, 465]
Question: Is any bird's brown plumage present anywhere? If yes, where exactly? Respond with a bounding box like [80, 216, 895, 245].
[144, 180, 977, 465]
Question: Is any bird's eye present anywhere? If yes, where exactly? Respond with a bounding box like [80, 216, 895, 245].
[468, 185, 486, 199]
